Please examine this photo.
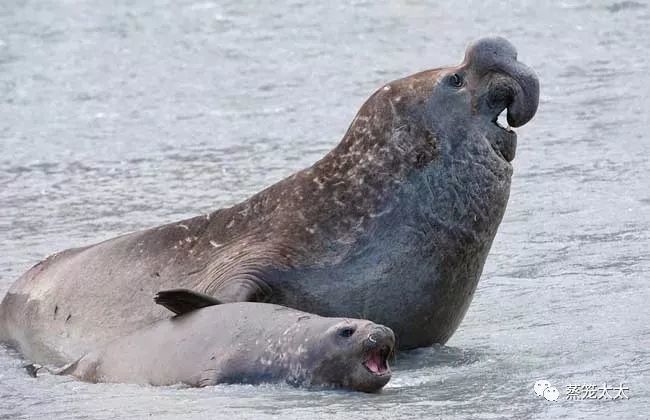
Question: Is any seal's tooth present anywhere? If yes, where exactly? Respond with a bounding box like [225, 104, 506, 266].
[497, 109, 509, 129]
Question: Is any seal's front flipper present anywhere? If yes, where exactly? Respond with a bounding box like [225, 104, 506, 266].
[213, 275, 272, 303]
[154, 289, 224, 315]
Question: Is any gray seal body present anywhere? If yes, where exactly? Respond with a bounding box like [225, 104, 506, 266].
[40, 292, 395, 392]
[0, 36, 539, 363]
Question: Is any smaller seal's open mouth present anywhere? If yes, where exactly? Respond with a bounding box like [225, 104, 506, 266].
[362, 345, 391, 376]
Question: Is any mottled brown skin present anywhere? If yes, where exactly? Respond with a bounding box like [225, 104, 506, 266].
[0, 37, 539, 364]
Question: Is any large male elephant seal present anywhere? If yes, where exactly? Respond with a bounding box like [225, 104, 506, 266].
[28, 290, 395, 392]
[0, 36, 539, 364]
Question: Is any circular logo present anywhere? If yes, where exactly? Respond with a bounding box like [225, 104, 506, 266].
[543, 386, 560, 401]
[534, 380, 551, 397]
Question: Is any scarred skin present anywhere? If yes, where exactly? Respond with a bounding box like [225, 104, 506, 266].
[0, 37, 539, 364]
[48, 301, 395, 392]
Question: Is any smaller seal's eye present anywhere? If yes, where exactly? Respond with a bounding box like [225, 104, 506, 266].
[338, 327, 356, 338]
[448, 73, 463, 88]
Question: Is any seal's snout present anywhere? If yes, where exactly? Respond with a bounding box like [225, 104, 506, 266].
[362, 325, 395, 376]
[465, 36, 540, 128]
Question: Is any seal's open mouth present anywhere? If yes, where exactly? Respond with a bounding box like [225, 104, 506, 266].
[493, 109, 514, 133]
[362, 345, 391, 376]
[487, 108, 517, 162]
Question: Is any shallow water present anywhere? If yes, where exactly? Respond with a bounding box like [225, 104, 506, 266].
[1, 0, 649, 418]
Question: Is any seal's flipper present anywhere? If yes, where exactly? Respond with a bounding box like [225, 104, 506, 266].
[154, 289, 224, 315]
[24, 361, 77, 378]
[213, 275, 272, 303]
[24, 363, 42, 378]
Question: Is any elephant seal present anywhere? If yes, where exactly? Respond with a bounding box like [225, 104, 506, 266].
[27, 290, 395, 392]
[0, 36, 539, 364]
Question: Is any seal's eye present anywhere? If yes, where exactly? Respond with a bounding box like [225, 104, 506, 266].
[337, 327, 356, 338]
[448, 73, 463, 88]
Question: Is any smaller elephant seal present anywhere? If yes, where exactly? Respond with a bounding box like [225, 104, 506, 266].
[27, 289, 395, 392]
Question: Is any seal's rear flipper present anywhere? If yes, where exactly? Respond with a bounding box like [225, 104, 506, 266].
[24, 361, 77, 378]
[154, 289, 223, 315]
[24, 363, 42, 378]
